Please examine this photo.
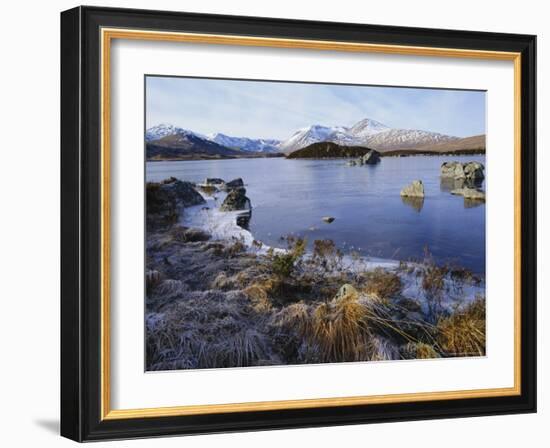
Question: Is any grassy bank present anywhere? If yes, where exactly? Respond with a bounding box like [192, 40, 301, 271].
[145, 223, 486, 370]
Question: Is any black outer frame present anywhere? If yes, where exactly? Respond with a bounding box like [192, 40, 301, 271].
[60, 6, 537, 442]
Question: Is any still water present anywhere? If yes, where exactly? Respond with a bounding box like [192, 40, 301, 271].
[147, 155, 486, 274]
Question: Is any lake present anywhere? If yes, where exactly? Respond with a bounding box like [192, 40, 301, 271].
[147, 155, 486, 275]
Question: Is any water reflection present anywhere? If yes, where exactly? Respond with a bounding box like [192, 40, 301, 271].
[464, 199, 485, 209]
[440, 177, 483, 192]
[401, 196, 424, 212]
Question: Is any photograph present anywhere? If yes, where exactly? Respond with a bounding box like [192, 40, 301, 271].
[144, 76, 487, 371]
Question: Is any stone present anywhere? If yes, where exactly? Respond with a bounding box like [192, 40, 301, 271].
[146, 179, 205, 230]
[334, 284, 359, 301]
[347, 149, 381, 166]
[222, 178, 244, 191]
[451, 187, 486, 201]
[205, 178, 225, 185]
[400, 180, 425, 198]
[220, 187, 252, 211]
[361, 150, 381, 165]
[441, 161, 485, 183]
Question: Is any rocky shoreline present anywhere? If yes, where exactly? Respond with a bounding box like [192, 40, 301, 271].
[145, 176, 486, 371]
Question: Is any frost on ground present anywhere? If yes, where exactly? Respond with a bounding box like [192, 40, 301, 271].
[145, 179, 486, 371]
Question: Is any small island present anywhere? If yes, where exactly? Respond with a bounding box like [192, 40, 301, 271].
[286, 141, 378, 159]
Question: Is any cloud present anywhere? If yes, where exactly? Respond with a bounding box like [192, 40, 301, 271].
[146, 76, 485, 139]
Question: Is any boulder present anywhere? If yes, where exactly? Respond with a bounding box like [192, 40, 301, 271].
[146, 179, 205, 229]
[334, 284, 359, 301]
[160, 178, 206, 208]
[220, 187, 252, 212]
[400, 180, 425, 198]
[463, 162, 485, 182]
[347, 149, 381, 166]
[451, 187, 486, 201]
[222, 178, 244, 191]
[441, 161, 485, 183]
[361, 150, 381, 165]
[205, 177, 225, 185]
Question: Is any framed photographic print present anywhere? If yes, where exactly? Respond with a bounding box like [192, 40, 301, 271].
[60, 6, 536, 442]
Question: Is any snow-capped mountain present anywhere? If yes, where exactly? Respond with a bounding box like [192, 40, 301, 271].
[208, 133, 281, 153]
[145, 123, 207, 142]
[278, 118, 458, 153]
[362, 128, 459, 151]
[277, 125, 339, 153]
[347, 118, 390, 139]
[145, 118, 461, 156]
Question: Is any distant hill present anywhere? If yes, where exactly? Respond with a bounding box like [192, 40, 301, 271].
[208, 133, 281, 153]
[286, 142, 374, 159]
[146, 132, 245, 161]
[382, 134, 486, 156]
[145, 121, 484, 159]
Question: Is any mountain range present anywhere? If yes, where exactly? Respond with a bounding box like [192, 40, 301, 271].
[145, 119, 484, 160]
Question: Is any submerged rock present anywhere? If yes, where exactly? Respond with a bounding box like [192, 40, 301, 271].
[220, 187, 252, 212]
[322, 216, 335, 223]
[400, 180, 425, 198]
[441, 161, 485, 183]
[451, 187, 486, 201]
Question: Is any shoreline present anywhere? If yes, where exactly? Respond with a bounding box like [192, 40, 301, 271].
[145, 176, 486, 371]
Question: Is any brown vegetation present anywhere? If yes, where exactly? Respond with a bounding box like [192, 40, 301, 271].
[437, 295, 486, 357]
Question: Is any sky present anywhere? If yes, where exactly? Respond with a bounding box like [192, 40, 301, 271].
[146, 76, 486, 140]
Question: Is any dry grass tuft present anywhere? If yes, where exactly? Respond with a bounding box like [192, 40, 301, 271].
[244, 284, 272, 313]
[402, 342, 440, 359]
[437, 295, 486, 357]
[309, 290, 373, 362]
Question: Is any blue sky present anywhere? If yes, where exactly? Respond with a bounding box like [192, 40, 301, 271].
[146, 76, 486, 140]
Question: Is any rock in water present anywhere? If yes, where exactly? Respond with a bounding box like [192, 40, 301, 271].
[220, 187, 252, 211]
[322, 216, 335, 223]
[361, 150, 381, 165]
[222, 178, 244, 191]
[400, 180, 425, 198]
[205, 177, 225, 186]
[146, 178, 205, 229]
[347, 149, 381, 166]
[463, 162, 485, 182]
[450, 187, 486, 201]
[161, 178, 206, 208]
[441, 161, 484, 183]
